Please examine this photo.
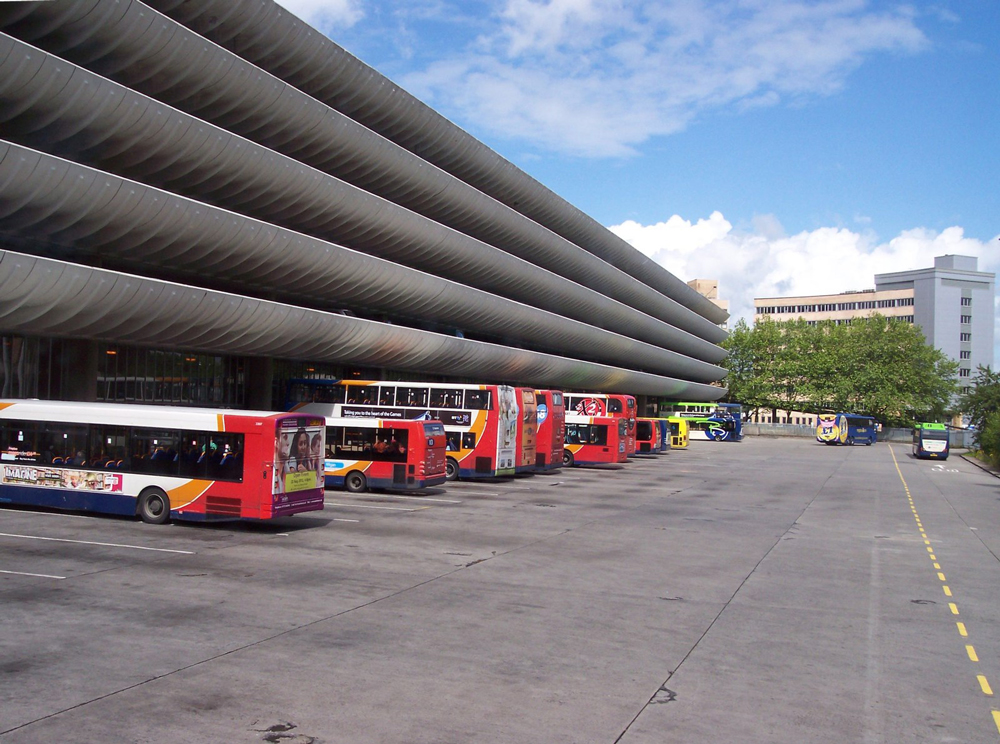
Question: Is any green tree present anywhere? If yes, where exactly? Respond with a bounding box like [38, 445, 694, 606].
[961, 367, 1000, 465]
[961, 366, 1000, 432]
[721, 318, 785, 418]
[722, 314, 958, 426]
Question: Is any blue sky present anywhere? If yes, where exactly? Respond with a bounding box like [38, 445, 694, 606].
[277, 0, 999, 364]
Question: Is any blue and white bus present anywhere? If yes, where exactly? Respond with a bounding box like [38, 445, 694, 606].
[816, 413, 878, 446]
[912, 423, 949, 460]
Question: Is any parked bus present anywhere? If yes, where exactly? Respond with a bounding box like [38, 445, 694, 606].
[655, 420, 672, 453]
[564, 393, 636, 455]
[667, 417, 689, 449]
[663, 402, 743, 442]
[815, 413, 878, 446]
[514, 387, 538, 475]
[912, 423, 950, 460]
[322, 417, 447, 492]
[635, 418, 663, 454]
[533, 389, 565, 471]
[288, 379, 517, 480]
[0, 400, 325, 524]
[563, 414, 628, 467]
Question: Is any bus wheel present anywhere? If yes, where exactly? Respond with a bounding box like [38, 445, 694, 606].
[445, 457, 459, 481]
[562, 450, 574, 467]
[345, 471, 368, 493]
[137, 488, 170, 525]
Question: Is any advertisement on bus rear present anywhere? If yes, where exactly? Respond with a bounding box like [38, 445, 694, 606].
[274, 418, 325, 495]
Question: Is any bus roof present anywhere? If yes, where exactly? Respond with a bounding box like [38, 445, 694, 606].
[0, 399, 293, 429]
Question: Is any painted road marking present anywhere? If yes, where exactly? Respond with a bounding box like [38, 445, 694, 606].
[368, 494, 463, 503]
[0, 532, 194, 554]
[889, 444, 999, 734]
[324, 502, 423, 512]
[333, 518, 361, 523]
[0, 568, 65, 579]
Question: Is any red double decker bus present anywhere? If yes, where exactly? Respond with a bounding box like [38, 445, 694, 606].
[514, 387, 538, 475]
[562, 414, 628, 467]
[321, 417, 447, 492]
[288, 379, 517, 480]
[533, 389, 565, 471]
[0, 400, 325, 524]
[635, 418, 664, 454]
[564, 393, 637, 456]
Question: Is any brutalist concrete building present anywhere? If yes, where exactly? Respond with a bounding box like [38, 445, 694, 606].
[0, 0, 728, 410]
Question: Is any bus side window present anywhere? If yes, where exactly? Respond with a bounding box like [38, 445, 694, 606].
[464, 390, 490, 410]
[379, 387, 396, 406]
[89, 424, 128, 469]
[461, 432, 476, 450]
[2, 420, 41, 462]
[132, 428, 182, 476]
[608, 400, 623, 413]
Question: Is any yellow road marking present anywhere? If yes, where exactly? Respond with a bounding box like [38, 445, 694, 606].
[958, 622, 968, 637]
[934, 563, 941, 569]
[968, 645, 979, 662]
[938, 572, 947, 581]
[979, 676, 994, 695]
[950, 603, 959, 615]
[992, 710, 1000, 733]
[944, 586, 953, 597]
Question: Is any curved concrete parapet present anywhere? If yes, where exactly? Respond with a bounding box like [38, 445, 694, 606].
[0, 141, 725, 382]
[0, 3, 728, 343]
[145, 0, 730, 326]
[0, 250, 725, 400]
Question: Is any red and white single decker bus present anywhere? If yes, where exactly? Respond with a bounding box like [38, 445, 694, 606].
[514, 387, 538, 475]
[322, 417, 447, 492]
[288, 379, 517, 480]
[562, 414, 628, 467]
[563, 393, 637, 457]
[533, 389, 565, 471]
[0, 400, 325, 524]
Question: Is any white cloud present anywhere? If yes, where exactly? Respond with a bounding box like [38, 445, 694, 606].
[274, 0, 364, 28]
[610, 213, 1000, 365]
[401, 1, 928, 157]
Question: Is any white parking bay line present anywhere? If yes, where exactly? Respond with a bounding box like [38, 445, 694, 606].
[0, 569, 66, 579]
[323, 502, 421, 512]
[0, 533, 194, 554]
[370, 495, 462, 503]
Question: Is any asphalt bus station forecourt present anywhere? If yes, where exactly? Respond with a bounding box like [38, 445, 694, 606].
[3, 437, 1000, 742]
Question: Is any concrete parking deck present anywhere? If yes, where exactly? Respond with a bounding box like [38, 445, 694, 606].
[2, 438, 1000, 742]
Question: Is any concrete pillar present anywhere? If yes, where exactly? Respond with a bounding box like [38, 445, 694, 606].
[245, 356, 275, 411]
[62, 340, 99, 401]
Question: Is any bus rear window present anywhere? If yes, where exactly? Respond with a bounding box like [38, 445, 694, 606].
[423, 423, 446, 437]
[608, 399, 623, 413]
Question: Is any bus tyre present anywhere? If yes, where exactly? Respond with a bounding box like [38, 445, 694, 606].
[137, 488, 170, 525]
[562, 450, 574, 467]
[445, 457, 459, 481]
[345, 471, 367, 493]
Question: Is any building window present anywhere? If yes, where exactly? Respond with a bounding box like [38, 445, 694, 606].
[959, 368, 971, 378]
[961, 315, 972, 324]
[961, 297, 972, 306]
[961, 333, 972, 342]
[961, 351, 971, 360]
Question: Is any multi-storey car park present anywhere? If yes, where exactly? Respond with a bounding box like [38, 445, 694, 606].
[0, 0, 729, 411]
